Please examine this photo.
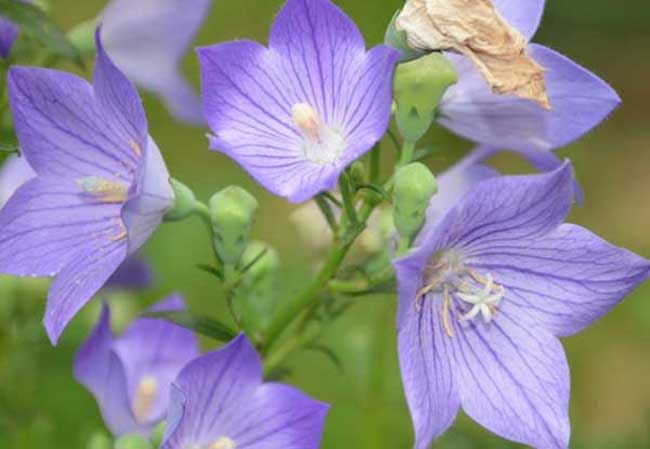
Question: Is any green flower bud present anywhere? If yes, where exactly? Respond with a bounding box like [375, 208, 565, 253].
[394, 53, 457, 142]
[384, 10, 426, 63]
[237, 241, 280, 338]
[164, 178, 198, 222]
[393, 163, 437, 241]
[67, 19, 97, 56]
[114, 434, 152, 449]
[349, 161, 366, 187]
[209, 186, 258, 265]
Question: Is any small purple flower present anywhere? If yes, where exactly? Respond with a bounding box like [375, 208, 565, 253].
[162, 334, 329, 449]
[75, 295, 199, 437]
[438, 0, 621, 153]
[394, 163, 650, 448]
[0, 32, 174, 344]
[100, 0, 211, 124]
[198, 0, 399, 203]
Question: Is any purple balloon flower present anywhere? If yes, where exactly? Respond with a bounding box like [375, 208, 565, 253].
[162, 334, 329, 449]
[0, 32, 174, 344]
[438, 0, 621, 154]
[197, 0, 399, 203]
[75, 295, 199, 437]
[394, 163, 650, 448]
[100, 0, 211, 125]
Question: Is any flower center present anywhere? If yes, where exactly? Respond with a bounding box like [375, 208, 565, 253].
[133, 376, 158, 423]
[416, 250, 506, 337]
[291, 102, 345, 165]
[207, 437, 236, 449]
[78, 176, 129, 204]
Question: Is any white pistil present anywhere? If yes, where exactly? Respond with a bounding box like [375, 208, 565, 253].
[291, 102, 345, 165]
[133, 376, 158, 424]
[208, 437, 237, 449]
[456, 273, 505, 324]
[78, 177, 128, 204]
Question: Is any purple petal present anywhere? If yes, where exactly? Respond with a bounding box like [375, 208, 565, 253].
[0, 177, 123, 278]
[0, 155, 36, 208]
[439, 45, 621, 152]
[94, 30, 148, 156]
[113, 295, 199, 427]
[493, 0, 546, 40]
[163, 334, 328, 449]
[105, 256, 153, 290]
[122, 137, 174, 254]
[100, 0, 210, 124]
[397, 296, 460, 449]
[7, 66, 140, 182]
[198, 0, 398, 202]
[448, 311, 570, 448]
[74, 305, 140, 436]
[45, 231, 127, 344]
[0, 17, 18, 59]
[470, 223, 650, 337]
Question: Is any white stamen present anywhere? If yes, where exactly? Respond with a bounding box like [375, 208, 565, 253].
[291, 102, 345, 165]
[208, 437, 237, 449]
[133, 376, 158, 423]
[457, 274, 505, 324]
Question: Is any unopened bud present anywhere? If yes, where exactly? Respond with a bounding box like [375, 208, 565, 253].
[164, 178, 198, 222]
[67, 19, 96, 55]
[393, 163, 437, 240]
[394, 53, 457, 142]
[209, 186, 258, 264]
[349, 161, 366, 187]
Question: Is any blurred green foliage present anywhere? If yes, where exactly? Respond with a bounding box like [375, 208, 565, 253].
[1, 0, 649, 448]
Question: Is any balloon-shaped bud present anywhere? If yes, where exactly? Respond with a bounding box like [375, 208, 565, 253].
[393, 163, 437, 240]
[394, 53, 457, 142]
[209, 186, 258, 264]
[164, 178, 197, 222]
[237, 241, 280, 338]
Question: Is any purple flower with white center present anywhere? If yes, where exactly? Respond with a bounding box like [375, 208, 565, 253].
[162, 333, 329, 449]
[438, 0, 621, 154]
[394, 163, 650, 448]
[0, 31, 174, 344]
[197, 0, 399, 203]
[75, 295, 199, 437]
[100, 0, 211, 124]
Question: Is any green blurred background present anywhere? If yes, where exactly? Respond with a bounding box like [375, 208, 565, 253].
[1, 0, 649, 448]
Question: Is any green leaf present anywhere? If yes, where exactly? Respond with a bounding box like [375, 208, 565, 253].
[0, 0, 84, 67]
[0, 142, 19, 154]
[143, 310, 237, 342]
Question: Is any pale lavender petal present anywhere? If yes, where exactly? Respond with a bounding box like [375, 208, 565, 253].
[0, 17, 18, 59]
[163, 334, 328, 449]
[469, 223, 650, 337]
[7, 67, 140, 182]
[74, 305, 139, 436]
[100, 0, 210, 124]
[493, 0, 546, 40]
[198, 0, 398, 202]
[439, 45, 621, 152]
[45, 232, 127, 344]
[424, 162, 574, 255]
[122, 137, 174, 254]
[397, 294, 460, 449]
[105, 256, 153, 290]
[0, 155, 36, 208]
[113, 295, 199, 427]
[0, 177, 123, 278]
[448, 311, 570, 448]
[163, 335, 263, 447]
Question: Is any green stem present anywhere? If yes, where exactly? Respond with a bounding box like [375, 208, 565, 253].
[369, 144, 381, 183]
[328, 264, 394, 295]
[338, 172, 358, 226]
[399, 141, 416, 167]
